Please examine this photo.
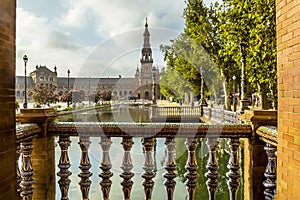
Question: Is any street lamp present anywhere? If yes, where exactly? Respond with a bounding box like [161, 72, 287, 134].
[239, 41, 249, 113]
[200, 67, 207, 107]
[232, 75, 237, 112]
[67, 69, 70, 107]
[152, 68, 157, 105]
[23, 55, 28, 108]
[88, 77, 91, 105]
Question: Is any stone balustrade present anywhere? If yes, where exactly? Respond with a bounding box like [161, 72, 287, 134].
[15, 108, 278, 200]
[256, 125, 278, 200]
[202, 107, 239, 124]
[16, 122, 253, 200]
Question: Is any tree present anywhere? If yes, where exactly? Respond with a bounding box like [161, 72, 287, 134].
[160, 33, 223, 104]
[183, 0, 239, 110]
[217, 0, 277, 109]
[29, 85, 59, 107]
[60, 90, 85, 106]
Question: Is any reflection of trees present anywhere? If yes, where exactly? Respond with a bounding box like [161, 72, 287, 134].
[129, 106, 150, 122]
[175, 138, 243, 200]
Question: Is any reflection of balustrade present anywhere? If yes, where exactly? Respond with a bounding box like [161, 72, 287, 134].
[256, 125, 278, 200]
[16, 122, 254, 200]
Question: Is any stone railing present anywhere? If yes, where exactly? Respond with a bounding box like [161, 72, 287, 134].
[16, 121, 252, 200]
[153, 106, 201, 117]
[151, 106, 202, 122]
[256, 125, 277, 200]
[16, 123, 42, 198]
[15, 108, 279, 200]
[202, 107, 239, 124]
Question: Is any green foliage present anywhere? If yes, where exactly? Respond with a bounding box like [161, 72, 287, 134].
[160, 0, 277, 109]
[29, 85, 59, 107]
[217, 0, 277, 109]
[160, 33, 223, 102]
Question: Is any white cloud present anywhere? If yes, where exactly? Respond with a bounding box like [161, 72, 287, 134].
[16, 0, 196, 78]
[16, 8, 93, 77]
[58, 0, 186, 37]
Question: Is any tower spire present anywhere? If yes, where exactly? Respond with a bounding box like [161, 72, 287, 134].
[141, 18, 152, 63]
[143, 18, 151, 49]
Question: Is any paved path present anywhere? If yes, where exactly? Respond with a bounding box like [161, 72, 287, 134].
[156, 100, 179, 107]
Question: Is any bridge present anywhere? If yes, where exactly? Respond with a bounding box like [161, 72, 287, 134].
[15, 106, 277, 200]
[150, 105, 239, 123]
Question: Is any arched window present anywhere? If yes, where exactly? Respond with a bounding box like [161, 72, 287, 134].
[145, 91, 149, 99]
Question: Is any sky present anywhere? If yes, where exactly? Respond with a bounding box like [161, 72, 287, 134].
[16, 0, 218, 78]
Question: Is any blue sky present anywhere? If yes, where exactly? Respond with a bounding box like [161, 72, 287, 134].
[16, 0, 218, 77]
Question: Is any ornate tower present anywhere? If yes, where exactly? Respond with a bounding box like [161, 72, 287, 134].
[138, 18, 154, 99]
[133, 19, 160, 101]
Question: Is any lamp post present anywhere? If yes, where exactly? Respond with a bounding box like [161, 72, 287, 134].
[88, 77, 90, 105]
[23, 55, 28, 108]
[200, 67, 207, 107]
[152, 68, 157, 105]
[67, 69, 70, 107]
[232, 75, 237, 112]
[239, 41, 249, 113]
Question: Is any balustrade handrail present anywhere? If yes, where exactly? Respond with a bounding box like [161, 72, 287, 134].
[16, 123, 41, 143]
[202, 107, 239, 124]
[256, 125, 278, 147]
[47, 122, 252, 138]
[256, 125, 278, 200]
[152, 106, 202, 117]
[16, 121, 253, 200]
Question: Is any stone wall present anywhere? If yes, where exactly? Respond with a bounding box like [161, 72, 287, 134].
[277, 0, 300, 199]
[0, 0, 17, 199]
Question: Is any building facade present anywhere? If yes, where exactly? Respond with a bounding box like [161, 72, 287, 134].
[16, 21, 160, 102]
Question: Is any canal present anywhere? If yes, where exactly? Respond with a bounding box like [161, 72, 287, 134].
[55, 105, 244, 199]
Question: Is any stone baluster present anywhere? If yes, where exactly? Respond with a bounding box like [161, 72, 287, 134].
[226, 138, 241, 200]
[57, 136, 72, 200]
[205, 137, 219, 200]
[20, 140, 35, 200]
[263, 143, 277, 200]
[184, 138, 199, 200]
[163, 138, 177, 200]
[16, 143, 22, 196]
[78, 136, 92, 200]
[120, 137, 134, 200]
[99, 137, 113, 200]
[142, 137, 156, 200]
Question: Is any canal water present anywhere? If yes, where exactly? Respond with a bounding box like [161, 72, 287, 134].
[55, 105, 244, 200]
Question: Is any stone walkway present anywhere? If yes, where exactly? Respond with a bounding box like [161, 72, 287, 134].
[156, 100, 179, 107]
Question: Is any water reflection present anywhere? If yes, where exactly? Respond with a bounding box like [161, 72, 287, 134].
[55, 105, 243, 200]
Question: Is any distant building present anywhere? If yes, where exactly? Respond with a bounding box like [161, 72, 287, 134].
[16, 20, 160, 102]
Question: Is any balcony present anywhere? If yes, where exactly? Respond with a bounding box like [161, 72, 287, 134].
[15, 106, 277, 200]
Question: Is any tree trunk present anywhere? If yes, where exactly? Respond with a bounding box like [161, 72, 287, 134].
[258, 83, 270, 110]
[223, 81, 232, 111]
